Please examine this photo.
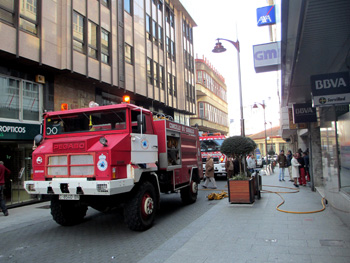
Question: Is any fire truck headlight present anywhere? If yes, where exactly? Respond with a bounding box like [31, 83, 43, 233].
[26, 183, 36, 192]
[97, 184, 108, 193]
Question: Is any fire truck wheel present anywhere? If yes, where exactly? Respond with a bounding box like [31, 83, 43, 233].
[124, 181, 157, 231]
[180, 178, 198, 205]
[50, 197, 88, 226]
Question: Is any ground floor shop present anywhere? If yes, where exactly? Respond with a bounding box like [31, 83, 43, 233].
[0, 122, 40, 207]
[317, 105, 350, 226]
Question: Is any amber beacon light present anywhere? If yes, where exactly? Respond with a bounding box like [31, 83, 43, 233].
[61, 103, 68, 111]
[123, 95, 130, 103]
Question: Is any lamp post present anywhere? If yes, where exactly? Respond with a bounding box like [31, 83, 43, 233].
[212, 38, 245, 137]
[253, 100, 268, 166]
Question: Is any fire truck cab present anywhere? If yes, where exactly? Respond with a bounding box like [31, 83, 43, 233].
[24, 102, 202, 231]
[200, 133, 227, 177]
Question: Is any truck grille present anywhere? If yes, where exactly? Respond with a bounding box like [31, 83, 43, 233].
[47, 154, 94, 177]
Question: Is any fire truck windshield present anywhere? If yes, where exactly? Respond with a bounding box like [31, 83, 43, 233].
[45, 109, 126, 135]
[200, 139, 224, 152]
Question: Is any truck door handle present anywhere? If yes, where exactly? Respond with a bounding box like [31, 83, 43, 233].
[152, 145, 158, 148]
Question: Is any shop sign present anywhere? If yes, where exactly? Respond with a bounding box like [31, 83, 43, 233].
[0, 121, 40, 140]
[292, 103, 317, 123]
[253, 42, 280, 73]
[257, 6, 276, 26]
[311, 72, 350, 107]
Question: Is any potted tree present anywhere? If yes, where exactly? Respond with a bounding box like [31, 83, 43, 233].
[221, 136, 257, 204]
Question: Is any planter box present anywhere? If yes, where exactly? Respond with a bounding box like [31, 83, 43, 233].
[228, 178, 255, 204]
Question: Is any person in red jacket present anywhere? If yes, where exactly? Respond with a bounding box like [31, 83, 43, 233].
[0, 161, 11, 216]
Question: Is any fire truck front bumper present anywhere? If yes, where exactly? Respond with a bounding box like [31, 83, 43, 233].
[24, 178, 135, 196]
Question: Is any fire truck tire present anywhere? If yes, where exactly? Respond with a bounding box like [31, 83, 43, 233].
[124, 181, 157, 231]
[50, 197, 88, 226]
[180, 178, 198, 204]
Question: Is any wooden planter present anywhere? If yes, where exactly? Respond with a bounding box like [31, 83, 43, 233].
[228, 178, 255, 204]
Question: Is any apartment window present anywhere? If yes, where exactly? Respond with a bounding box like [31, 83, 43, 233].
[125, 43, 133, 64]
[124, 0, 132, 14]
[88, 21, 98, 59]
[167, 73, 172, 95]
[0, 76, 41, 121]
[101, 0, 109, 8]
[165, 5, 174, 27]
[146, 15, 151, 40]
[147, 58, 153, 84]
[152, 19, 157, 42]
[73, 11, 85, 53]
[153, 61, 158, 87]
[171, 40, 175, 61]
[101, 29, 110, 64]
[158, 25, 163, 49]
[19, 0, 38, 35]
[173, 76, 177, 97]
[159, 65, 164, 90]
[0, 0, 15, 24]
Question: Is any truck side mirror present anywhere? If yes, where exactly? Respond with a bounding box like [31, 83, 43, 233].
[137, 114, 146, 133]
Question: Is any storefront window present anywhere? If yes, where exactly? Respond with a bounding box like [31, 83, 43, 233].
[337, 109, 350, 195]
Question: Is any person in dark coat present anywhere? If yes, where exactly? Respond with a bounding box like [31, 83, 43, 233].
[303, 152, 310, 181]
[233, 156, 240, 176]
[0, 161, 11, 216]
[296, 152, 306, 186]
[276, 150, 287, 181]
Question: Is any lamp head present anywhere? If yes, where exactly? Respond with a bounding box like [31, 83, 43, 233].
[212, 41, 226, 53]
[252, 103, 258, 109]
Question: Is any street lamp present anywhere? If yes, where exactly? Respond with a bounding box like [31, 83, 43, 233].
[212, 39, 245, 137]
[253, 100, 268, 166]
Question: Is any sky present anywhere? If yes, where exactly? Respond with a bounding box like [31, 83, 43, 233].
[180, 0, 281, 135]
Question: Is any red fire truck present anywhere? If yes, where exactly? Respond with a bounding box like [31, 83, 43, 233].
[24, 100, 203, 231]
[200, 133, 227, 177]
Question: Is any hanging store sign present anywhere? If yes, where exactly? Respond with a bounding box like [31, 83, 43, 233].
[311, 72, 350, 107]
[0, 121, 40, 140]
[253, 42, 280, 73]
[257, 6, 276, 26]
[292, 103, 317, 123]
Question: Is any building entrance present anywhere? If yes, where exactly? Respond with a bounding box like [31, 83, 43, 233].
[0, 141, 35, 206]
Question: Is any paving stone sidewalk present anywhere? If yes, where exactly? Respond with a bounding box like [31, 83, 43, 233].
[140, 170, 350, 263]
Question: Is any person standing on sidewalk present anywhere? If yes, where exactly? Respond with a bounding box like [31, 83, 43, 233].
[247, 154, 256, 174]
[303, 151, 310, 182]
[286, 150, 293, 182]
[0, 161, 11, 216]
[203, 157, 217, 189]
[291, 154, 301, 187]
[225, 156, 234, 179]
[276, 150, 287, 181]
[296, 152, 306, 186]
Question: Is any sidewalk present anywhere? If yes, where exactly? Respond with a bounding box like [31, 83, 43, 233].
[140, 169, 350, 263]
[2, 169, 350, 263]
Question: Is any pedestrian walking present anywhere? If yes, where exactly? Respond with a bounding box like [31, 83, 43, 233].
[0, 161, 11, 216]
[203, 157, 217, 189]
[291, 154, 300, 187]
[286, 150, 293, 181]
[225, 156, 234, 179]
[276, 150, 287, 181]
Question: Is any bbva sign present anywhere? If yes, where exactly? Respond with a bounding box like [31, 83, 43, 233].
[311, 72, 350, 96]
